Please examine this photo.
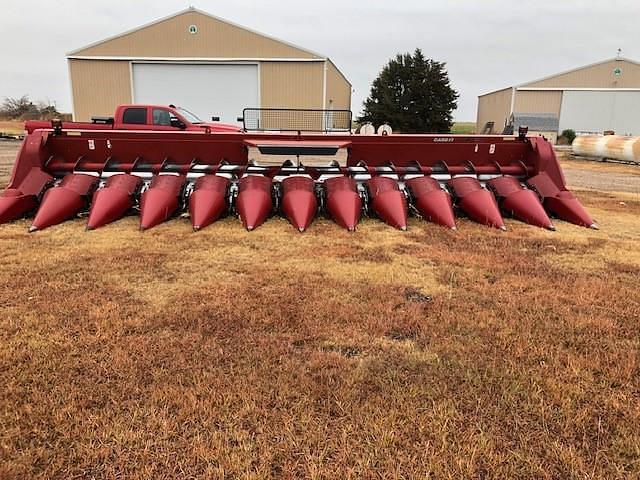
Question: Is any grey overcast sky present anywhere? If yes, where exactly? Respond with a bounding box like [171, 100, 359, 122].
[1, 0, 639, 121]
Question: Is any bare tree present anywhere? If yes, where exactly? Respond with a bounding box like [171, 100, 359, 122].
[0, 95, 61, 120]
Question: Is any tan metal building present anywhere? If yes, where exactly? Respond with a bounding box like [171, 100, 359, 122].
[477, 58, 640, 138]
[67, 7, 351, 123]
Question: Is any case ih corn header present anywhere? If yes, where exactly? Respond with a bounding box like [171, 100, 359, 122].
[0, 108, 596, 233]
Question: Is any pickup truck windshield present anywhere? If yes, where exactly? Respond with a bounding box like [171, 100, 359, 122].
[176, 107, 203, 124]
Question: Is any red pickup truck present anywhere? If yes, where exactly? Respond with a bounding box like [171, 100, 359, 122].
[25, 104, 242, 134]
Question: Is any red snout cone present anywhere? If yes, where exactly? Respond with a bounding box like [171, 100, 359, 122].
[87, 174, 142, 230]
[189, 175, 229, 231]
[325, 176, 361, 231]
[366, 177, 408, 230]
[236, 175, 273, 231]
[487, 176, 554, 230]
[0, 190, 38, 224]
[30, 173, 98, 231]
[405, 176, 456, 229]
[448, 177, 505, 230]
[139, 175, 185, 230]
[281, 177, 317, 232]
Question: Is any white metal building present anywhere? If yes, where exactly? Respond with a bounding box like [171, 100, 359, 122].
[477, 57, 640, 137]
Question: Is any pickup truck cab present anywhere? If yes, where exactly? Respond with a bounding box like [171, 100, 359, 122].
[25, 104, 242, 134]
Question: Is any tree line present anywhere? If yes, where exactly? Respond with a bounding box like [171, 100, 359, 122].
[0, 95, 64, 120]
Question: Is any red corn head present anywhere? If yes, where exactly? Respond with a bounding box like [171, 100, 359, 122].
[448, 177, 505, 230]
[527, 173, 597, 228]
[139, 174, 185, 230]
[236, 175, 273, 231]
[189, 175, 229, 231]
[324, 176, 361, 231]
[4, 124, 595, 238]
[86, 174, 142, 230]
[405, 176, 456, 229]
[30, 173, 99, 231]
[487, 176, 554, 230]
[281, 176, 317, 232]
[366, 177, 408, 230]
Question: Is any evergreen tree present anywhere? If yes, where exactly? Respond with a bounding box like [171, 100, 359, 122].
[359, 49, 458, 133]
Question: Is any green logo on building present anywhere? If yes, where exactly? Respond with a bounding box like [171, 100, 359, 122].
[613, 67, 622, 77]
[188, 25, 198, 35]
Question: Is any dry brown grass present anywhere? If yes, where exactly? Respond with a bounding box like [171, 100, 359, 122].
[0, 121, 24, 136]
[1, 141, 639, 478]
[0, 185, 639, 479]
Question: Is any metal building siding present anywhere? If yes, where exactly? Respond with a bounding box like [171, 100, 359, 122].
[69, 59, 131, 121]
[325, 61, 352, 110]
[260, 62, 324, 109]
[476, 87, 512, 134]
[71, 11, 318, 59]
[513, 90, 563, 116]
[522, 59, 640, 89]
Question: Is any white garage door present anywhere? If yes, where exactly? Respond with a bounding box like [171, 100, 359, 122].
[559, 90, 640, 136]
[132, 63, 259, 124]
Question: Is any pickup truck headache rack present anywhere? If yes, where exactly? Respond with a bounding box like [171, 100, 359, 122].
[238, 108, 352, 133]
